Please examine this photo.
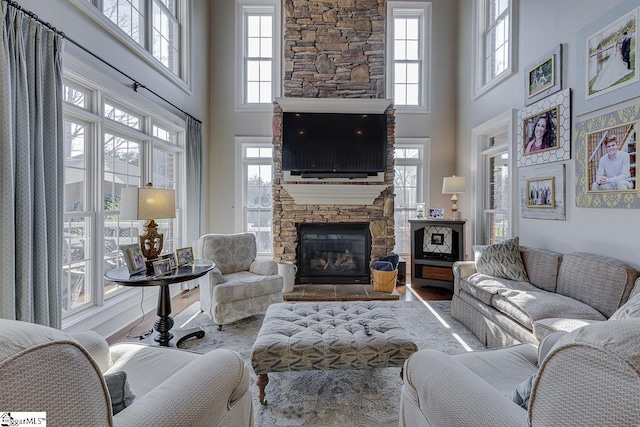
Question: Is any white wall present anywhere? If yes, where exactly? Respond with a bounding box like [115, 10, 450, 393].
[207, 0, 459, 233]
[456, 0, 640, 269]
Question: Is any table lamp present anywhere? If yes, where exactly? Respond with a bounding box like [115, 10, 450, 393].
[442, 175, 466, 220]
[120, 183, 176, 269]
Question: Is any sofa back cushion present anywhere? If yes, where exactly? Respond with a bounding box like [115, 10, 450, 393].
[556, 252, 639, 318]
[198, 233, 257, 275]
[519, 246, 563, 292]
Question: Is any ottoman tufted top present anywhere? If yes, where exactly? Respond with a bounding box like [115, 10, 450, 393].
[250, 302, 418, 374]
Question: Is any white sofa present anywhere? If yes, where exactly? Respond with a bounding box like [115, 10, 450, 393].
[452, 245, 639, 348]
[399, 317, 640, 426]
[0, 319, 254, 426]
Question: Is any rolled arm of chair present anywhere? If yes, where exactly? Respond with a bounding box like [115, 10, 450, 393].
[402, 350, 528, 427]
[72, 330, 112, 373]
[113, 349, 252, 427]
[250, 259, 278, 275]
[453, 261, 477, 295]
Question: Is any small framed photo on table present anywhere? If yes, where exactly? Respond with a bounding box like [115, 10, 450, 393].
[153, 258, 173, 276]
[120, 244, 146, 275]
[427, 208, 445, 219]
[176, 247, 195, 266]
[162, 253, 177, 270]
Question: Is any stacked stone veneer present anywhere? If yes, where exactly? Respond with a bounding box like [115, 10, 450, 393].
[272, 103, 396, 264]
[273, 0, 394, 270]
[283, 0, 385, 98]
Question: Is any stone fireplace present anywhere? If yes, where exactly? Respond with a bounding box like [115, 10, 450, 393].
[272, 0, 394, 285]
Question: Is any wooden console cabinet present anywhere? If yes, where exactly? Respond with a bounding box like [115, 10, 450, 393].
[409, 219, 465, 290]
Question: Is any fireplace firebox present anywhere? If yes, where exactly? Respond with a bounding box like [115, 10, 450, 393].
[297, 223, 371, 284]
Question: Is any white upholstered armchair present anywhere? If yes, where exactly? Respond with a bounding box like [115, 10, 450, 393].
[194, 233, 283, 329]
[0, 319, 254, 426]
[399, 317, 640, 426]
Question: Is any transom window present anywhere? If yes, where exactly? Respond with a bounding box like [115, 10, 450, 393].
[235, 0, 281, 111]
[473, 0, 515, 97]
[386, 2, 431, 112]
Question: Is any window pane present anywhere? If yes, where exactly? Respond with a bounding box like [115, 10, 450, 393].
[395, 40, 406, 60]
[153, 125, 176, 143]
[395, 63, 407, 83]
[247, 38, 260, 57]
[488, 152, 509, 210]
[103, 134, 141, 211]
[260, 38, 273, 58]
[394, 18, 406, 39]
[405, 84, 419, 105]
[406, 41, 419, 60]
[260, 16, 272, 37]
[247, 15, 260, 37]
[64, 85, 87, 108]
[259, 147, 272, 158]
[406, 63, 419, 84]
[395, 84, 407, 105]
[247, 60, 260, 81]
[62, 216, 92, 314]
[487, 212, 509, 244]
[104, 103, 142, 130]
[406, 18, 419, 39]
[247, 82, 260, 103]
[260, 60, 272, 81]
[260, 82, 271, 103]
[65, 121, 87, 212]
[246, 147, 260, 157]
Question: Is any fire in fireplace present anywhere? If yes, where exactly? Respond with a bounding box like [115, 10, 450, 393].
[297, 223, 371, 284]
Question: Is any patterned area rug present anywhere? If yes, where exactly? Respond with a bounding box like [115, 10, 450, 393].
[173, 300, 485, 427]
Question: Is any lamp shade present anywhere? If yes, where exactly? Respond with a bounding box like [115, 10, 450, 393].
[120, 187, 176, 220]
[442, 176, 466, 194]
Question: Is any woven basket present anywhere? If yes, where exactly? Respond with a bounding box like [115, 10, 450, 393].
[371, 268, 398, 293]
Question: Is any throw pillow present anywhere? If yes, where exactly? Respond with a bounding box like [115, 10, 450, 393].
[475, 237, 529, 282]
[104, 371, 136, 415]
[610, 291, 640, 320]
[509, 374, 534, 409]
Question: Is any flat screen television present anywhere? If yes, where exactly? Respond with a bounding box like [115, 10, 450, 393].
[282, 112, 387, 178]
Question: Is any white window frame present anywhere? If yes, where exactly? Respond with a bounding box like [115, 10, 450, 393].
[386, 1, 431, 113]
[471, 110, 517, 249]
[62, 55, 187, 333]
[393, 138, 430, 255]
[235, 0, 282, 112]
[69, 0, 192, 93]
[472, 0, 517, 99]
[234, 137, 274, 255]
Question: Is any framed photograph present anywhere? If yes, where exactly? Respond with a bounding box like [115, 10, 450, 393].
[120, 244, 146, 275]
[175, 247, 195, 266]
[517, 88, 571, 167]
[525, 45, 563, 106]
[526, 177, 556, 209]
[576, 1, 638, 115]
[519, 164, 566, 220]
[153, 258, 172, 276]
[162, 253, 177, 270]
[575, 104, 639, 209]
[522, 106, 559, 156]
[427, 208, 445, 219]
[430, 233, 444, 245]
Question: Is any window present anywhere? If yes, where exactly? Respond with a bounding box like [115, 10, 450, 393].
[472, 111, 515, 247]
[70, 0, 189, 88]
[62, 68, 185, 318]
[394, 139, 429, 255]
[473, 0, 515, 98]
[386, 2, 431, 112]
[235, 138, 273, 254]
[235, 0, 281, 111]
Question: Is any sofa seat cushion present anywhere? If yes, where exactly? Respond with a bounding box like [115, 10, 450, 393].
[213, 271, 283, 304]
[491, 290, 607, 330]
[532, 317, 599, 340]
[461, 273, 540, 305]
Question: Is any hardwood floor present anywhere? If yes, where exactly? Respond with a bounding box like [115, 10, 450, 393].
[107, 280, 452, 345]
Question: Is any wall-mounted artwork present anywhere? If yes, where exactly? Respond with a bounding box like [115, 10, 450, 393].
[525, 45, 563, 106]
[575, 103, 639, 209]
[519, 164, 566, 220]
[575, 0, 638, 115]
[517, 88, 571, 167]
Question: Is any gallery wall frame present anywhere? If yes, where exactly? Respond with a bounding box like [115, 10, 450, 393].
[517, 88, 571, 167]
[525, 44, 563, 106]
[575, 0, 638, 116]
[519, 163, 566, 220]
[575, 103, 639, 209]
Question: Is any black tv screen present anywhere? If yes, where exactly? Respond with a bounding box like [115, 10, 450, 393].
[282, 112, 387, 177]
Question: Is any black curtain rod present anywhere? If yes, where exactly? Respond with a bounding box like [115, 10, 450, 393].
[3, 0, 202, 124]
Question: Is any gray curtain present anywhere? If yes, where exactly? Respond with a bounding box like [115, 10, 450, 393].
[185, 116, 203, 242]
[0, 3, 64, 327]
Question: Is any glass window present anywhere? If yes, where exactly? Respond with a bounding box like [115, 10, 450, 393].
[387, 3, 431, 112]
[103, 0, 144, 45]
[152, 0, 180, 74]
[62, 75, 185, 319]
[482, 132, 509, 244]
[474, 0, 514, 96]
[394, 143, 425, 255]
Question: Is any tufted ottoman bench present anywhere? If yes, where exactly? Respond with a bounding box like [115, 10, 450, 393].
[250, 301, 419, 404]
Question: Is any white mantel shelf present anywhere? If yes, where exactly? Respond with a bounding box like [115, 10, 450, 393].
[282, 183, 387, 205]
[275, 97, 393, 114]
